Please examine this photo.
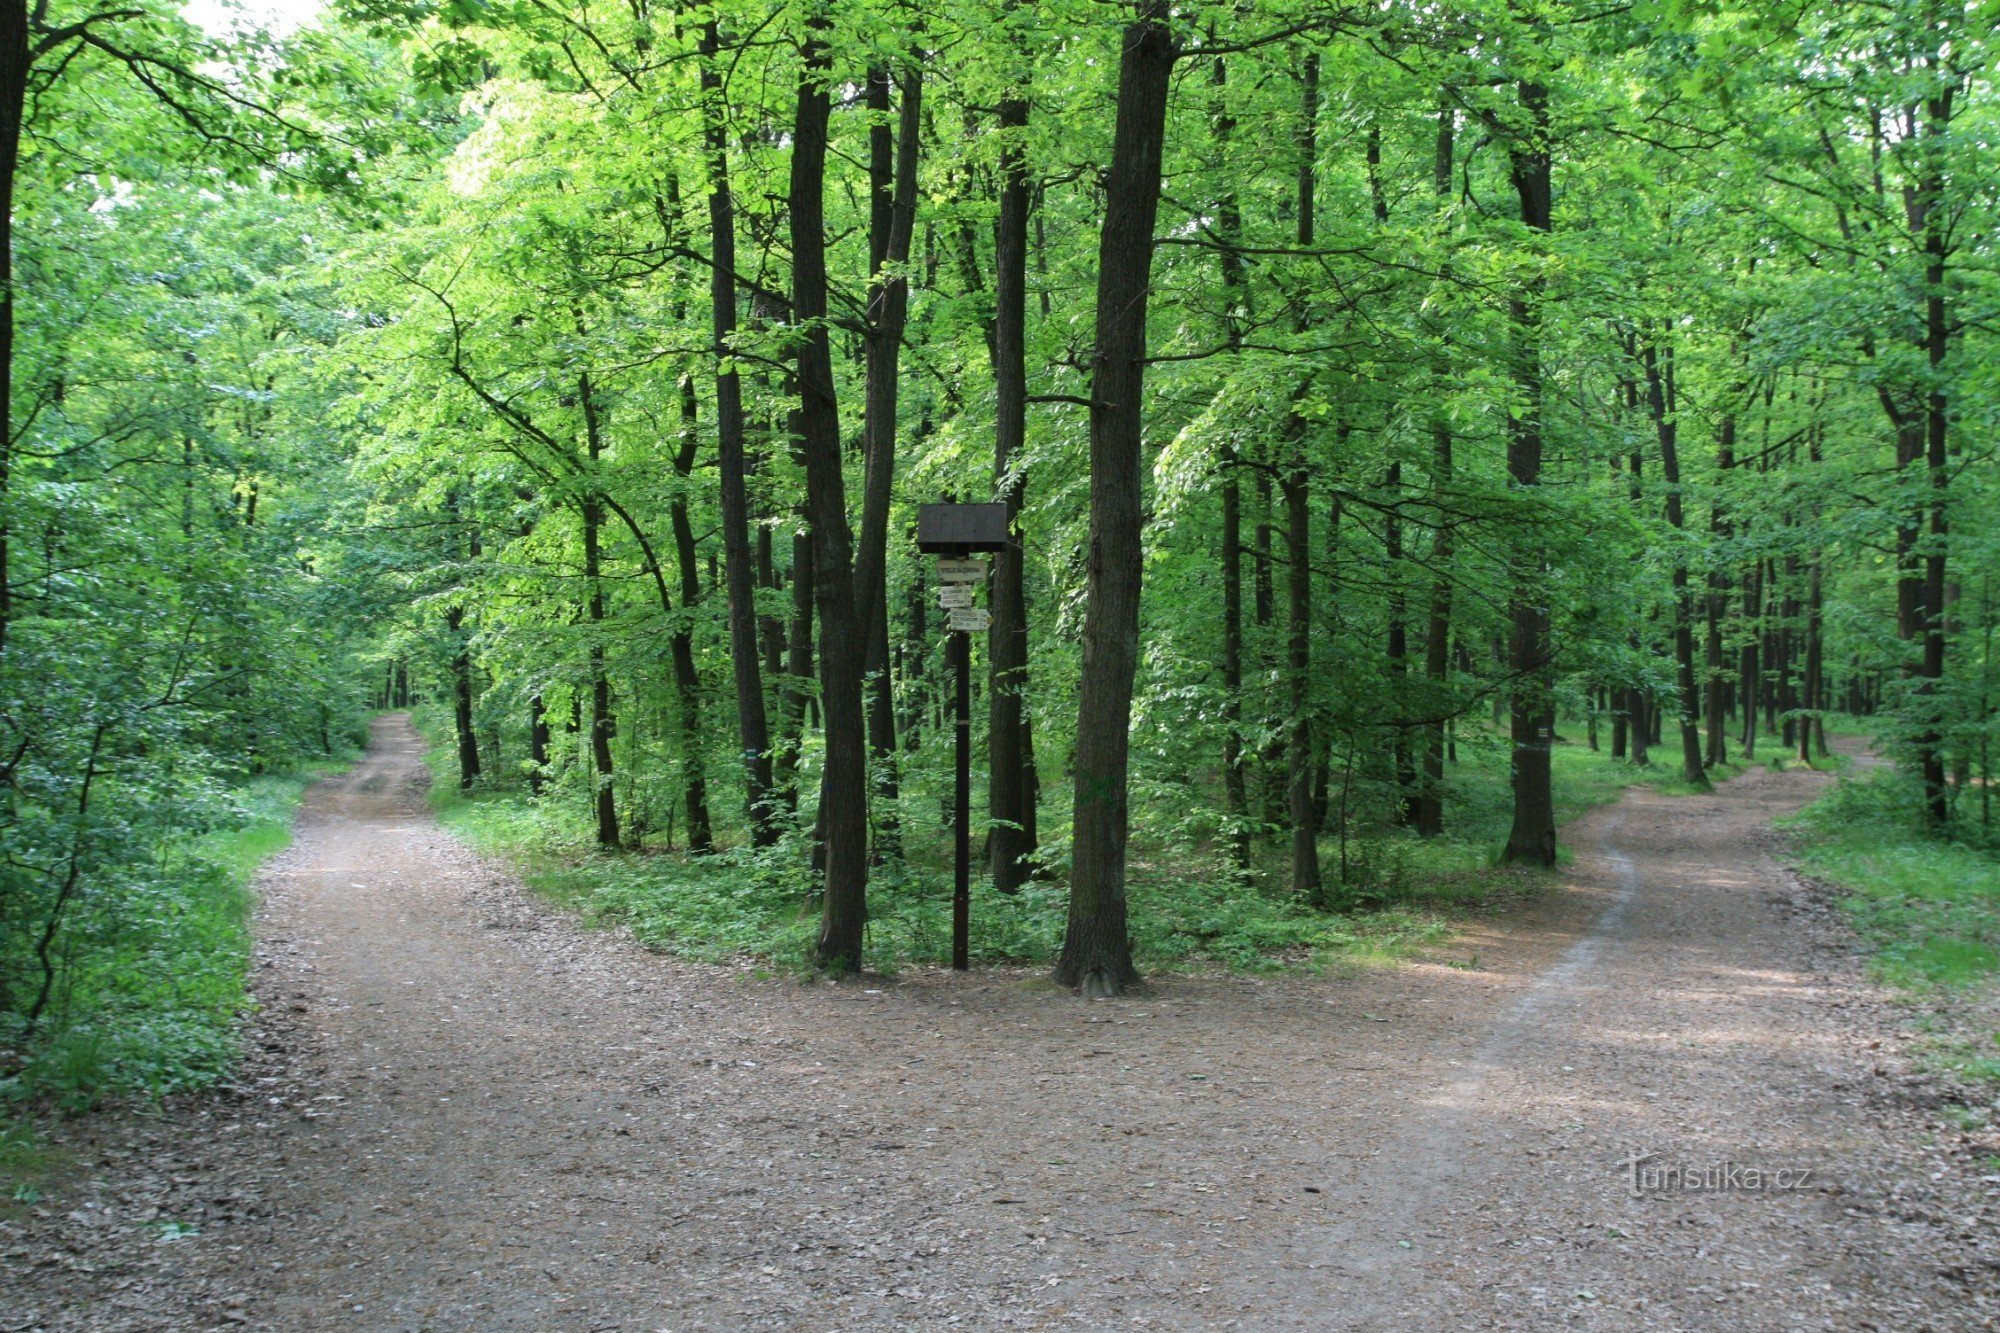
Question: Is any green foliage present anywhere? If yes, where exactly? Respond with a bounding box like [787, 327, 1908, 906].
[10, 0, 1999, 1008]
[424, 719, 1744, 975]
[0, 768, 335, 1111]
[1791, 774, 2000, 992]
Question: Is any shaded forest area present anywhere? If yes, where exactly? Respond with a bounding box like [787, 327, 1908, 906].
[2, 0, 1997, 1094]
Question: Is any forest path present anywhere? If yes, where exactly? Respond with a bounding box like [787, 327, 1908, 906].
[31, 718, 1993, 1329]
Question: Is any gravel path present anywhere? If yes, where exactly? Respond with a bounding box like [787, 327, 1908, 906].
[6, 717, 1997, 1330]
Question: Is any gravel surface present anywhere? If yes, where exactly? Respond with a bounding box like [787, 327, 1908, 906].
[5, 717, 1996, 1330]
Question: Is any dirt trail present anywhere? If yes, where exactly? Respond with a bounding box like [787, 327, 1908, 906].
[12, 718, 1997, 1330]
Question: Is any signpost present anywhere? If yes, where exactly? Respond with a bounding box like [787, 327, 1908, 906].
[915, 503, 1009, 971]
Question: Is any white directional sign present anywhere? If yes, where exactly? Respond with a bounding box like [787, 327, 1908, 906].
[935, 557, 987, 583]
[938, 584, 974, 610]
[947, 607, 992, 633]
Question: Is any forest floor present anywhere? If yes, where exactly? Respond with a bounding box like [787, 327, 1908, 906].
[6, 715, 1999, 1330]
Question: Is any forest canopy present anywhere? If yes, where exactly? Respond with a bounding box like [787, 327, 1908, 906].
[2, 0, 1996, 1077]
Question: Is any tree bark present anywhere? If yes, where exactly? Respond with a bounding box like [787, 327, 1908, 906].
[575, 377, 619, 849]
[1705, 405, 1736, 768]
[1641, 334, 1708, 788]
[1210, 46, 1250, 868]
[856, 56, 922, 860]
[1284, 459, 1318, 903]
[528, 693, 549, 797]
[670, 376, 717, 852]
[700, 21, 777, 845]
[1739, 553, 1760, 758]
[1385, 456, 1412, 820]
[988, 63, 1038, 892]
[1285, 54, 1321, 903]
[1499, 77, 1557, 867]
[791, 11, 870, 971]
[1055, 0, 1174, 996]
[1915, 76, 1954, 825]
[0, 0, 22, 656]
[448, 605, 480, 791]
[1413, 95, 1455, 839]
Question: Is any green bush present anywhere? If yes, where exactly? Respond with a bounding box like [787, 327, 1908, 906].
[0, 769, 330, 1111]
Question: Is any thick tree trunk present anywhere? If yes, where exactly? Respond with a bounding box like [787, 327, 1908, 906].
[1055, 1, 1174, 996]
[1499, 78, 1557, 868]
[1915, 84, 1953, 826]
[700, 22, 777, 845]
[988, 73, 1039, 892]
[791, 14, 870, 971]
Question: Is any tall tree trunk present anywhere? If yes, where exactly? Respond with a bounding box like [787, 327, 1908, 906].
[1210, 46, 1250, 869]
[1705, 405, 1736, 768]
[0, 0, 21, 656]
[1285, 53, 1321, 903]
[700, 22, 777, 845]
[1779, 552, 1797, 747]
[1253, 474, 1273, 629]
[792, 12, 870, 971]
[988, 61, 1039, 892]
[575, 374, 619, 849]
[1641, 334, 1707, 788]
[1284, 459, 1318, 903]
[1221, 471, 1250, 863]
[1740, 554, 1760, 758]
[856, 56, 922, 859]
[579, 509, 617, 847]
[1413, 94, 1455, 840]
[1055, 0, 1174, 996]
[1499, 77, 1557, 868]
[1801, 560, 1824, 764]
[1385, 457, 1412, 820]
[1915, 76, 1954, 825]
[671, 376, 716, 852]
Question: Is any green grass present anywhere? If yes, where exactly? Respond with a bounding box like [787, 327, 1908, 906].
[1, 763, 343, 1115]
[430, 782, 1457, 975]
[1795, 771, 2000, 1111]
[418, 710, 1756, 979]
[1788, 774, 2000, 992]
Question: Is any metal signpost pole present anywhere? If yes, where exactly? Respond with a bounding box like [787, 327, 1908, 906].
[952, 622, 971, 971]
[915, 502, 1006, 974]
